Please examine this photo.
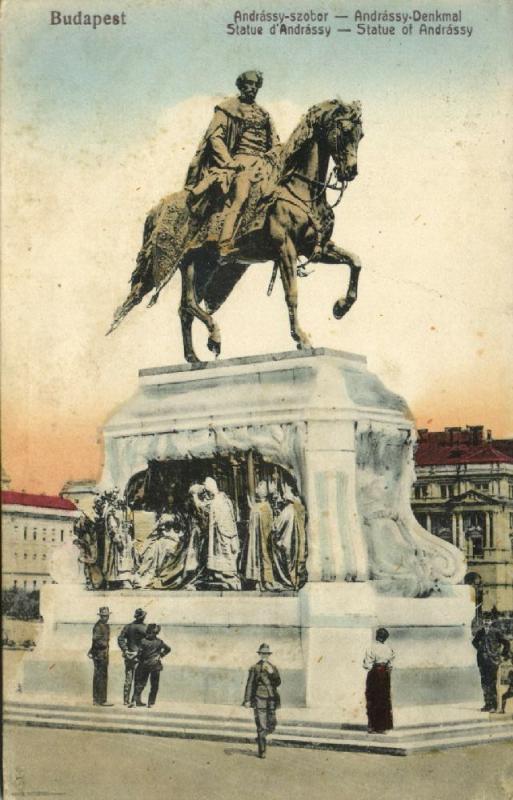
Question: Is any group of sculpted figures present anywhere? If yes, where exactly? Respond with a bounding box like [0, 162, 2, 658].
[75, 476, 307, 592]
[108, 70, 363, 363]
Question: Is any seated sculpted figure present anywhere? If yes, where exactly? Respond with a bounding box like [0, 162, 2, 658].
[134, 513, 187, 589]
[184, 70, 280, 255]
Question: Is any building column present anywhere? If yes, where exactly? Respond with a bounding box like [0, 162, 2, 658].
[457, 512, 465, 552]
[426, 512, 432, 533]
[451, 514, 458, 547]
[484, 511, 491, 550]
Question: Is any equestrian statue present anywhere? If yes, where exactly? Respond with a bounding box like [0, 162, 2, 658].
[108, 70, 364, 364]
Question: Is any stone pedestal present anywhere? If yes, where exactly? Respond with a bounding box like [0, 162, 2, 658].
[21, 350, 481, 721]
[22, 582, 480, 721]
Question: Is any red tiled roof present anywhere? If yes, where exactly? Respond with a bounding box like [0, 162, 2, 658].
[1, 491, 77, 511]
[415, 442, 513, 467]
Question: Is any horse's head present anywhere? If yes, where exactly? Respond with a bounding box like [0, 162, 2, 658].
[323, 100, 363, 183]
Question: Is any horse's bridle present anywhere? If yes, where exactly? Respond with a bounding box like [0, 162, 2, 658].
[287, 113, 359, 210]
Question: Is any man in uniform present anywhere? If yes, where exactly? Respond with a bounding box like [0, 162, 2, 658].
[243, 643, 281, 758]
[472, 617, 510, 711]
[185, 70, 280, 255]
[117, 608, 148, 705]
[87, 606, 112, 706]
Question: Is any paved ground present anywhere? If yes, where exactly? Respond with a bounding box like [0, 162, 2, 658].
[3, 725, 513, 800]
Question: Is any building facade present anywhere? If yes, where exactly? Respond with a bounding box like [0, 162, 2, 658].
[1, 491, 80, 590]
[60, 479, 98, 519]
[412, 426, 513, 614]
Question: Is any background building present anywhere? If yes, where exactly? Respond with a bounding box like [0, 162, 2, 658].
[412, 425, 513, 614]
[60, 479, 98, 519]
[1, 490, 80, 590]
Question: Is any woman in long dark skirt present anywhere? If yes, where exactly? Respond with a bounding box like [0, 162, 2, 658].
[363, 627, 395, 733]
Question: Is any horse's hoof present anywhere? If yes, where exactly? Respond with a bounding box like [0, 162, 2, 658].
[185, 353, 201, 364]
[207, 337, 221, 356]
[333, 301, 347, 320]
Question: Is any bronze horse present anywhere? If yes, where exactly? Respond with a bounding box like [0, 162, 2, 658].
[109, 100, 363, 363]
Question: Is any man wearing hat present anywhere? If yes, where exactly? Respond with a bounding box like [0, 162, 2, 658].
[87, 607, 112, 706]
[243, 643, 281, 758]
[130, 624, 171, 708]
[118, 608, 148, 705]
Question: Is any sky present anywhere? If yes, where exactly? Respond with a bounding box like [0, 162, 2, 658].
[1, 0, 513, 493]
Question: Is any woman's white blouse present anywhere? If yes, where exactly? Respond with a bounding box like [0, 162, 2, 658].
[363, 641, 395, 670]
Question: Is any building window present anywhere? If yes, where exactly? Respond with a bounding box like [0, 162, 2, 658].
[23, 580, 27, 589]
[33, 530, 37, 541]
[51, 528, 56, 542]
[23, 528, 27, 541]
[470, 535, 484, 559]
[510, 512, 513, 530]
[475, 482, 489, 492]
[42, 553, 47, 561]
[33, 580, 37, 589]
[42, 580, 47, 585]
[33, 553, 37, 560]
[414, 487, 421, 500]
[13, 580, 17, 588]
[509, 484, 513, 500]
[431, 513, 453, 543]
[23, 553, 28, 560]
[60, 530, 64, 542]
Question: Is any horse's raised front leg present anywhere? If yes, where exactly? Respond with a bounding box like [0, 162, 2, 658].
[270, 214, 312, 350]
[320, 240, 362, 320]
[180, 262, 222, 361]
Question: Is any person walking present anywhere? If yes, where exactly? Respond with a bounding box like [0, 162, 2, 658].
[130, 624, 171, 708]
[117, 608, 148, 705]
[88, 606, 113, 706]
[243, 643, 281, 758]
[363, 628, 395, 734]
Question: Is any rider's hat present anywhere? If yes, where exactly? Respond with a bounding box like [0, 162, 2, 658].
[257, 643, 272, 655]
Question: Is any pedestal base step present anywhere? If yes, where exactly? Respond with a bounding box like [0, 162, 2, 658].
[5, 698, 513, 756]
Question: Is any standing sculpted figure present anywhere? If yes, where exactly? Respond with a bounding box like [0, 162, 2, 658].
[272, 479, 308, 591]
[185, 70, 279, 255]
[204, 477, 241, 590]
[244, 480, 275, 591]
[103, 490, 136, 589]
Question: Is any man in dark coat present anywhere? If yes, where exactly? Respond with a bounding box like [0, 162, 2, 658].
[130, 624, 171, 708]
[117, 608, 148, 705]
[243, 643, 281, 758]
[185, 70, 279, 254]
[87, 606, 112, 706]
[472, 618, 510, 711]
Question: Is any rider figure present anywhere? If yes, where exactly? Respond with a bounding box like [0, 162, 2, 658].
[184, 70, 279, 256]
